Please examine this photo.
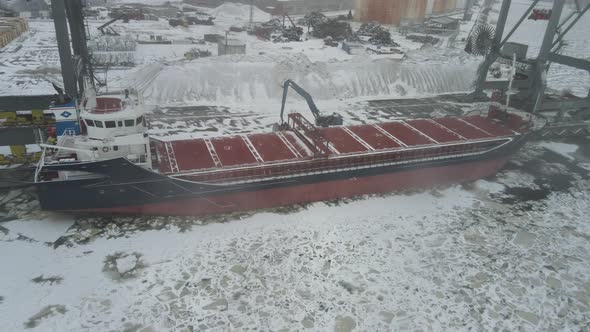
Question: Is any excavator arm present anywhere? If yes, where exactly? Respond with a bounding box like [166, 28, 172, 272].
[97, 15, 125, 35]
[279, 79, 343, 127]
[280, 79, 320, 123]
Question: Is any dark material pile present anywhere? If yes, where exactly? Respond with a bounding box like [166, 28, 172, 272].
[204, 34, 224, 43]
[186, 16, 215, 26]
[357, 22, 399, 47]
[303, 12, 328, 32]
[184, 48, 212, 59]
[406, 35, 440, 45]
[299, 12, 352, 41]
[273, 26, 303, 43]
[312, 19, 352, 41]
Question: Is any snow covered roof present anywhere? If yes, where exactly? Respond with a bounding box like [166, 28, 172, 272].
[428, 16, 458, 26]
[0, 95, 53, 112]
[218, 38, 245, 46]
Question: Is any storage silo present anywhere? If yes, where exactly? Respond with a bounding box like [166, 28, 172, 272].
[356, 0, 407, 26]
[425, 0, 435, 15]
[404, 0, 427, 22]
[432, 0, 446, 14]
[445, 0, 458, 12]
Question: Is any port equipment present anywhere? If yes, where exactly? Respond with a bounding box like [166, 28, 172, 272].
[475, 0, 590, 115]
[528, 8, 552, 21]
[279, 80, 343, 128]
[51, 0, 95, 98]
[97, 15, 127, 36]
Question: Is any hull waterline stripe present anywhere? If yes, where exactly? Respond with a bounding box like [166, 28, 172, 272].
[132, 185, 157, 197]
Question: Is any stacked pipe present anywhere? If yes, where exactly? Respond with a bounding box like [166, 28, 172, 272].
[0, 17, 28, 49]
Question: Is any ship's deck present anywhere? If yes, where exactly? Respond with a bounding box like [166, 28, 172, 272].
[152, 115, 518, 175]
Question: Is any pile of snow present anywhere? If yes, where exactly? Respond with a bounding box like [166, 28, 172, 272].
[89, 36, 136, 52]
[210, 2, 271, 22]
[115, 255, 138, 275]
[538, 142, 579, 160]
[474, 179, 505, 194]
[120, 52, 479, 106]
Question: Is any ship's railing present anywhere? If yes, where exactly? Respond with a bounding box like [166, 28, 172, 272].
[34, 147, 46, 183]
[99, 87, 143, 106]
[288, 113, 331, 156]
[63, 128, 77, 136]
[178, 139, 509, 184]
[54, 128, 78, 153]
[87, 87, 144, 114]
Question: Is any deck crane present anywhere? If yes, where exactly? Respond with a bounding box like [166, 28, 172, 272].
[283, 13, 303, 38]
[279, 80, 343, 128]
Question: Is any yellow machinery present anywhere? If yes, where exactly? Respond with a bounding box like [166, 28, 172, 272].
[0, 145, 42, 166]
[0, 110, 55, 127]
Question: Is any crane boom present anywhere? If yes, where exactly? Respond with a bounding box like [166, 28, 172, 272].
[284, 13, 297, 29]
[279, 79, 343, 127]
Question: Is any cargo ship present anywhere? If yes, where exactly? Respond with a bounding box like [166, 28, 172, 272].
[35, 81, 531, 216]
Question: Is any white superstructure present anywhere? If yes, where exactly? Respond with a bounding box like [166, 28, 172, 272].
[37, 87, 152, 182]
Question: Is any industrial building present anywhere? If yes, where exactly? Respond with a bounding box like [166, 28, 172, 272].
[0, 0, 50, 18]
[0, 17, 28, 49]
[356, 0, 470, 25]
[218, 39, 246, 56]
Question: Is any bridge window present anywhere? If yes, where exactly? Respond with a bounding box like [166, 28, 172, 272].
[124, 119, 134, 127]
[95, 120, 104, 128]
[85, 119, 95, 127]
[136, 116, 144, 126]
[105, 121, 116, 128]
